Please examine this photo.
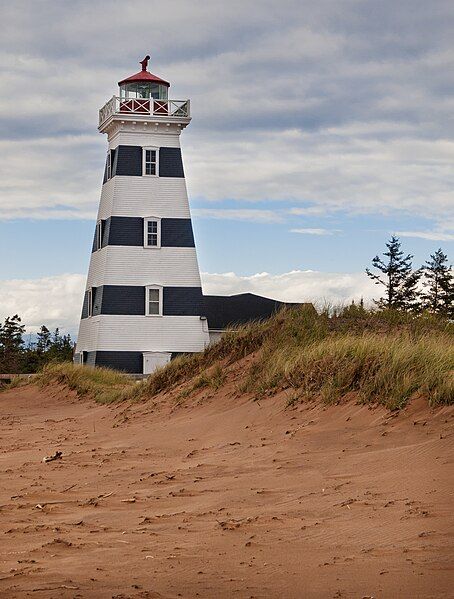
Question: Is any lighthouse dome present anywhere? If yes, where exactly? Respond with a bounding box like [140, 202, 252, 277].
[118, 56, 169, 100]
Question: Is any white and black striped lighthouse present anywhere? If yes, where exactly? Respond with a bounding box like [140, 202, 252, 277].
[75, 56, 210, 373]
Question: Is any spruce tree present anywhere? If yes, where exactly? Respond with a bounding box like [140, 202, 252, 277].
[420, 249, 453, 318]
[366, 236, 421, 311]
[47, 328, 74, 363]
[36, 325, 52, 355]
[0, 314, 25, 373]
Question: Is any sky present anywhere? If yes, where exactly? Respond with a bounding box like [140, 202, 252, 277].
[0, 0, 453, 336]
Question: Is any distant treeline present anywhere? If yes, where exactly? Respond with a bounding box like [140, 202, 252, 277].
[0, 319, 73, 374]
[0, 236, 452, 374]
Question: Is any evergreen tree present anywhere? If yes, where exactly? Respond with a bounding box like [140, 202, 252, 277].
[22, 334, 40, 373]
[420, 249, 453, 318]
[0, 314, 25, 373]
[59, 334, 74, 362]
[366, 236, 421, 311]
[36, 325, 52, 355]
[47, 328, 74, 363]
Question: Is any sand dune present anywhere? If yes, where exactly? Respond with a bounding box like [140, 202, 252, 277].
[0, 385, 453, 598]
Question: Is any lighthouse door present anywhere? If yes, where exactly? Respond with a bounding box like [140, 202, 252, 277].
[143, 352, 172, 375]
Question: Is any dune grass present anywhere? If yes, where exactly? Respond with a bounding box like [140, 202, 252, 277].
[244, 307, 453, 408]
[243, 331, 453, 409]
[33, 306, 454, 409]
[35, 362, 135, 404]
[0, 375, 28, 392]
[145, 305, 453, 409]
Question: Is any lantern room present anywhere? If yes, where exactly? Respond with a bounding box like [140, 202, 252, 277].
[118, 55, 169, 100]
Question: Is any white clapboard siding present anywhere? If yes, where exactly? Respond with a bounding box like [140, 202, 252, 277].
[109, 131, 182, 149]
[97, 178, 115, 220]
[85, 247, 107, 289]
[94, 315, 209, 352]
[87, 247, 202, 288]
[97, 177, 191, 219]
[76, 317, 100, 352]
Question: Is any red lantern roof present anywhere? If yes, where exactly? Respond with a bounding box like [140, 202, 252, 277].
[118, 55, 170, 87]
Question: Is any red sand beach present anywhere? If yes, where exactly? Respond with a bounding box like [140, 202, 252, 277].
[1, 385, 453, 598]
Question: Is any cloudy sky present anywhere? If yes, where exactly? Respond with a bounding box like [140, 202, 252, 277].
[1, 0, 453, 335]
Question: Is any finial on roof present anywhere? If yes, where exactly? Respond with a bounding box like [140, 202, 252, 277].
[140, 55, 150, 71]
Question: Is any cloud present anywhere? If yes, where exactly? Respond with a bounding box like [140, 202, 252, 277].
[0, 269, 378, 336]
[192, 208, 283, 223]
[290, 228, 338, 235]
[0, 135, 102, 220]
[0, 274, 86, 335]
[395, 230, 454, 242]
[288, 207, 329, 216]
[0, 0, 453, 224]
[201, 269, 377, 305]
[185, 132, 454, 221]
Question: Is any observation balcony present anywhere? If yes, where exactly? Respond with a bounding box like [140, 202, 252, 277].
[99, 96, 190, 129]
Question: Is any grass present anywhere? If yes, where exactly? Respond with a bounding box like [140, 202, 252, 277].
[237, 306, 453, 409]
[32, 306, 454, 409]
[35, 362, 135, 404]
[0, 375, 28, 392]
[246, 332, 453, 409]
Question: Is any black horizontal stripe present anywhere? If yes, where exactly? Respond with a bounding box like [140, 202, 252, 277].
[77, 351, 193, 374]
[161, 218, 195, 247]
[159, 147, 185, 178]
[81, 285, 204, 318]
[81, 289, 90, 319]
[102, 146, 185, 180]
[91, 217, 195, 251]
[115, 146, 142, 176]
[93, 351, 143, 373]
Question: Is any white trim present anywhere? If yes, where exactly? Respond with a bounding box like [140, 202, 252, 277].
[87, 288, 93, 318]
[95, 220, 102, 251]
[143, 147, 159, 177]
[106, 151, 112, 180]
[143, 216, 161, 248]
[145, 285, 163, 317]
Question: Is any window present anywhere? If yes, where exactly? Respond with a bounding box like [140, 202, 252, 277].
[120, 83, 168, 100]
[143, 148, 158, 176]
[106, 151, 112, 180]
[145, 285, 162, 316]
[87, 288, 93, 318]
[144, 217, 161, 248]
[95, 220, 103, 250]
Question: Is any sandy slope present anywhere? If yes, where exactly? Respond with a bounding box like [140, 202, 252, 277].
[0, 384, 453, 599]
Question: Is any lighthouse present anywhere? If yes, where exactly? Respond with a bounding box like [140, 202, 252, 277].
[75, 57, 309, 374]
[75, 57, 210, 374]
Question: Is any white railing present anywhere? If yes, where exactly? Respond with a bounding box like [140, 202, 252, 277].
[99, 96, 190, 126]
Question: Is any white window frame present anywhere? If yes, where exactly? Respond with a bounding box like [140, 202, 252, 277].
[106, 151, 112, 180]
[145, 285, 163, 317]
[87, 288, 93, 318]
[96, 220, 103, 251]
[143, 217, 161, 248]
[143, 147, 159, 177]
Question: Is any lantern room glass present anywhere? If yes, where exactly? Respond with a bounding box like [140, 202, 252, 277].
[120, 83, 168, 100]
